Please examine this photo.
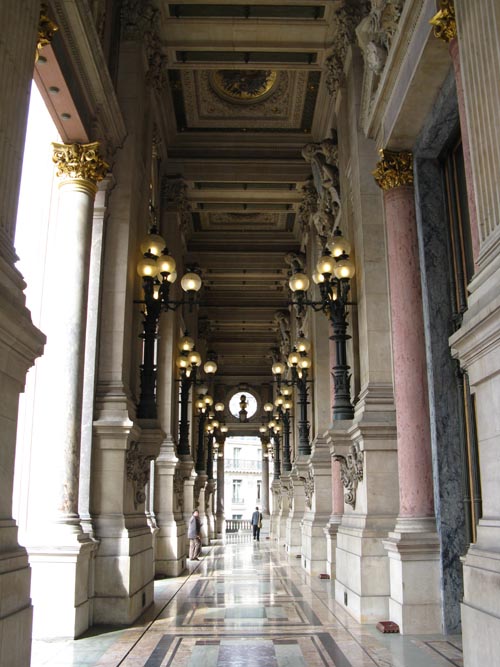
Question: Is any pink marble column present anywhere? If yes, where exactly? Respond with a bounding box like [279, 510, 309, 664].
[374, 152, 434, 519]
[449, 38, 480, 266]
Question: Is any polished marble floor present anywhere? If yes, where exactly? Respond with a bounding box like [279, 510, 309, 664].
[31, 537, 463, 666]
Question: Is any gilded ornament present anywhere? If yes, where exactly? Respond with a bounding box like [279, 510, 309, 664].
[210, 70, 278, 104]
[36, 3, 58, 62]
[429, 0, 457, 43]
[52, 142, 109, 185]
[372, 148, 413, 190]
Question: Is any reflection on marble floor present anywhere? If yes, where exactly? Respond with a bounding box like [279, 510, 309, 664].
[31, 540, 463, 667]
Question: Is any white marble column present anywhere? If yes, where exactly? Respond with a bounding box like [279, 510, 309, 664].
[0, 3, 46, 662]
[261, 440, 270, 516]
[216, 442, 225, 537]
[26, 143, 107, 638]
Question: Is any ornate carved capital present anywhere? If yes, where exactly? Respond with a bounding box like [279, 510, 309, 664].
[301, 469, 315, 510]
[52, 142, 109, 186]
[37, 3, 58, 62]
[430, 0, 457, 43]
[333, 443, 364, 509]
[126, 441, 153, 509]
[373, 148, 413, 190]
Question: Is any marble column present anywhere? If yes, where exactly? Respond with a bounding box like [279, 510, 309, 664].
[26, 143, 107, 638]
[0, 2, 46, 663]
[261, 439, 270, 516]
[154, 311, 186, 576]
[374, 150, 441, 634]
[324, 450, 345, 578]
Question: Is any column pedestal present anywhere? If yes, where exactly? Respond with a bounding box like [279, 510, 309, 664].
[300, 440, 332, 575]
[270, 480, 281, 539]
[154, 439, 186, 577]
[277, 474, 291, 548]
[285, 471, 306, 556]
[205, 479, 216, 540]
[195, 474, 209, 545]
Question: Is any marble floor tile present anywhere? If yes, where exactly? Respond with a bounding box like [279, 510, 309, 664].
[31, 540, 463, 667]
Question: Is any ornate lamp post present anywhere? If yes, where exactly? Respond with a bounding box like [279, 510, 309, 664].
[288, 228, 355, 420]
[135, 227, 202, 419]
[176, 336, 217, 459]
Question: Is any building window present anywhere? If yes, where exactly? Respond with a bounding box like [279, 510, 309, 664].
[232, 479, 242, 503]
[232, 514, 243, 520]
[233, 447, 241, 463]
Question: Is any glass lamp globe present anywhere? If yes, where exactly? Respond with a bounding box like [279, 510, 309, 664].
[281, 385, 292, 397]
[299, 355, 312, 370]
[137, 256, 157, 277]
[211, 419, 219, 430]
[204, 395, 214, 407]
[284, 399, 293, 411]
[176, 355, 189, 369]
[268, 420, 276, 429]
[327, 231, 351, 258]
[197, 383, 208, 396]
[189, 350, 202, 367]
[312, 270, 325, 285]
[259, 425, 268, 434]
[264, 402, 274, 413]
[140, 232, 166, 257]
[156, 252, 176, 276]
[317, 254, 336, 276]
[215, 402, 225, 413]
[220, 425, 229, 433]
[296, 336, 311, 354]
[204, 359, 218, 375]
[178, 335, 195, 352]
[274, 423, 282, 433]
[288, 350, 300, 366]
[181, 271, 202, 292]
[272, 361, 286, 376]
[167, 270, 177, 284]
[195, 398, 205, 410]
[334, 256, 356, 280]
[205, 422, 213, 433]
[289, 272, 310, 292]
[275, 395, 284, 407]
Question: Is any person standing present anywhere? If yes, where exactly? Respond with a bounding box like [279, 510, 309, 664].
[251, 506, 262, 541]
[188, 509, 202, 560]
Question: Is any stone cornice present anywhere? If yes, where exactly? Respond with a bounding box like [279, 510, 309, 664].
[50, 0, 127, 157]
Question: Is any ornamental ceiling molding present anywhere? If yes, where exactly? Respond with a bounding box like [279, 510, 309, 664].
[50, 1, 126, 156]
[179, 70, 307, 130]
[324, 0, 371, 99]
[333, 442, 364, 509]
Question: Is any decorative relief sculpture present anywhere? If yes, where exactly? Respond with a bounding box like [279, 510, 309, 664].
[297, 179, 319, 250]
[162, 177, 192, 235]
[274, 310, 292, 360]
[429, 0, 456, 43]
[287, 481, 294, 511]
[302, 470, 315, 510]
[52, 142, 109, 186]
[333, 443, 364, 508]
[356, 0, 405, 76]
[325, 1, 371, 98]
[126, 441, 153, 509]
[173, 468, 184, 512]
[302, 138, 341, 243]
[372, 148, 413, 190]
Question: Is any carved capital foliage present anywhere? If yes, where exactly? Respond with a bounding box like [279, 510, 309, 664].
[325, 0, 371, 97]
[373, 148, 413, 190]
[333, 443, 364, 509]
[429, 0, 457, 43]
[37, 3, 58, 61]
[126, 441, 153, 509]
[52, 142, 109, 185]
[301, 469, 315, 510]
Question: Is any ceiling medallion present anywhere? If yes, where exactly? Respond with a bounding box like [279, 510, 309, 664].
[210, 70, 278, 104]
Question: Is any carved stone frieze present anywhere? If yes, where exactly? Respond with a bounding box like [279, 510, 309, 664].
[356, 1, 405, 77]
[333, 443, 364, 509]
[287, 480, 294, 511]
[302, 469, 315, 510]
[52, 142, 109, 186]
[120, 0, 158, 40]
[302, 138, 341, 234]
[373, 148, 413, 190]
[274, 310, 291, 360]
[162, 177, 192, 235]
[145, 30, 168, 92]
[297, 178, 318, 248]
[126, 441, 153, 509]
[173, 468, 185, 512]
[325, 1, 371, 97]
[429, 0, 456, 43]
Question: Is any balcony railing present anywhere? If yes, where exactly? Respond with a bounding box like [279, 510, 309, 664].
[225, 459, 262, 472]
[226, 519, 252, 533]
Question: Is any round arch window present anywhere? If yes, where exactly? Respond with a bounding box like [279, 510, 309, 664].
[228, 392, 258, 420]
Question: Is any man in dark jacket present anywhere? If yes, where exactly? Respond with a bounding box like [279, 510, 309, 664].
[251, 506, 262, 541]
[188, 509, 202, 560]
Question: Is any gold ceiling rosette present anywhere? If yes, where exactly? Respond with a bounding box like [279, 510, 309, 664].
[210, 69, 278, 104]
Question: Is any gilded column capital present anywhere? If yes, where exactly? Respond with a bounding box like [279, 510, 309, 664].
[373, 149, 413, 190]
[52, 142, 109, 192]
[37, 3, 58, 62]
[429, 0, 457, 43]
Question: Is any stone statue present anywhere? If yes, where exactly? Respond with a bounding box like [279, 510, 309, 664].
[301, 139, 341, 233]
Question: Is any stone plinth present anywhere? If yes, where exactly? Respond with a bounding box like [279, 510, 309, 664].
[285, 472, 306, 556]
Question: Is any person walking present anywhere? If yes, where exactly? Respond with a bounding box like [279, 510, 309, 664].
[251, 506, 263, 541]
[188, 509, 202, 560]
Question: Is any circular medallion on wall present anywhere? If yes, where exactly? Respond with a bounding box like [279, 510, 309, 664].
[210, 70, 279, 104]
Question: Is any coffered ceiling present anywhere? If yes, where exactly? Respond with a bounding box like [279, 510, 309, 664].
[159, 0, 342, 386]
